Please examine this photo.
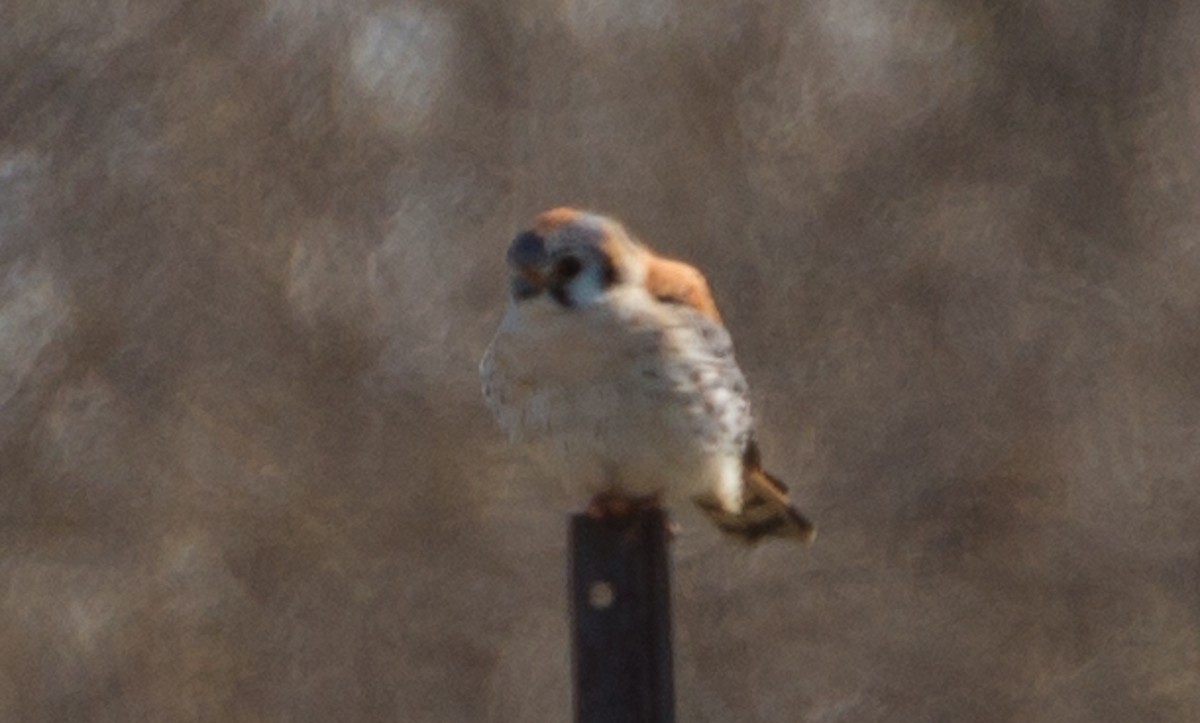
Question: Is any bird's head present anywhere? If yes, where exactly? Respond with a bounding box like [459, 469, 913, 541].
[504, 207, 722, 321]
[504, 207, 646, 309]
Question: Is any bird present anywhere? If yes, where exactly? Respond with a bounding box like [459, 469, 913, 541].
[480, 207, 814, 544]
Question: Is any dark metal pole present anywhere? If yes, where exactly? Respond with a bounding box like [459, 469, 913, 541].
[569, 508, 675, 723]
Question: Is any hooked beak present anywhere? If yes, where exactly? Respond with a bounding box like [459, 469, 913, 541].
[507, 230, 548, 294]
[517, 265, 544, 288]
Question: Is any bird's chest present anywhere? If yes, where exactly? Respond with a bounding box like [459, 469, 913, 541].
[481, 299, 751, 499]
[486, 308, 661, 430]
[489, 362, 700, 501]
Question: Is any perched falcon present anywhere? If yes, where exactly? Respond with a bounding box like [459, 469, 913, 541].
[480, 207, 814, 543]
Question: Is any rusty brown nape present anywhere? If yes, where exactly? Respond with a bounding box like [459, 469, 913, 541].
[643, 255, 722, 322]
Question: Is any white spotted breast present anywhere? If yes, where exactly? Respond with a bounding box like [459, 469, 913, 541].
[481, 284, 752, 503]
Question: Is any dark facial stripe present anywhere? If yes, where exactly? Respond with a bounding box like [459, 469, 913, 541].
[601, 256, 618, 287]
[550, 284, 573, 308]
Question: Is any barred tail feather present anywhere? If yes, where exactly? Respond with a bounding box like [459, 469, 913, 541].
[696, 442, 816, 544]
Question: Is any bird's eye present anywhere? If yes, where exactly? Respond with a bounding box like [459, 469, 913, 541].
[555, 255, 583, 280]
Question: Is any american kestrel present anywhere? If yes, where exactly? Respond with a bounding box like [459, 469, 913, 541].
[480, 207, 814, 543]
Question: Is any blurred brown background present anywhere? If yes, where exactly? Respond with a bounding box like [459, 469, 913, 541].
[2, 1, 1198, 721]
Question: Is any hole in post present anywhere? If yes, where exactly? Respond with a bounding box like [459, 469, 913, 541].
[588, 581, 615, 609]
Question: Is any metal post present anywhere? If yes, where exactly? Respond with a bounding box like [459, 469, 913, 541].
[569, 508, 675, 723]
